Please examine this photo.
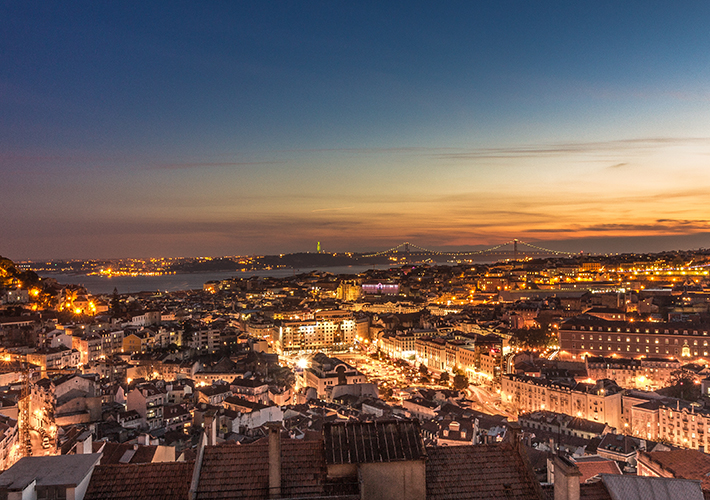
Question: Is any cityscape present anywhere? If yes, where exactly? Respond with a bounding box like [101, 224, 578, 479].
[3, 246, 710, 498]
[3, 2, 710, 500]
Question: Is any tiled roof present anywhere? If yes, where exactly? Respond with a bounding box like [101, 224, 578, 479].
[579, 482, 614, 500]
[426, 444, 544, 500]
[196, 440, 326, 499]
[323, 420, 426, 465]
[639, 449, 710, 489]
[573, 458, 622, 483]
[84, 461, 194, 500]
[98, 442, 158, 464]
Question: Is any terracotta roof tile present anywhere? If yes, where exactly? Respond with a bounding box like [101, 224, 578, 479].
[99, 442, 159, 464]
[196, 440, 326, 499]
[573, 458, 622, 483]
[426, 444, 544, 500]
[639, 449, 710, 489]
[84, 462, 194, 500]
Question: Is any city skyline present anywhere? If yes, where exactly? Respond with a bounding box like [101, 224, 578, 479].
[3, 2, 710, 260]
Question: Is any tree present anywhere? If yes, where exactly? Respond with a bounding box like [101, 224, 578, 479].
[419, 364, 429, 376]
[439, 371, 450, 384]
[509, 327, 552, 351]
[453, 373, 469, 391]
[666, 369, 700, 401]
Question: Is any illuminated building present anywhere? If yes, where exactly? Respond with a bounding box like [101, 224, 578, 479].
[361, 281, 399, 295]
[501, 374, 623, 429]
[336, 280, 362, 301]
[558, 315, 710, 361]
[302, 353, 366, 399]
[585, 355, 679, 390]
[277, 311, 356, 352]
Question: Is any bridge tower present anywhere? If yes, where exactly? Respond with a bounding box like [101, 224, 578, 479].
[513, 239, 518, 260]
[404, 243, 410, 254]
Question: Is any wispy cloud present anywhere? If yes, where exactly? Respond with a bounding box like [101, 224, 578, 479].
[311, 206, 355, 212]
[152, 161, 285, 170]
[424, 137, 710, 161]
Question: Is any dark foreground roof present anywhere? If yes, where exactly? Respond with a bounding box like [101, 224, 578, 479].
[84, 462, 194, 500]
[426, 443, 544, 500]
[196, 440, 326, 500]
[323, 419, 426, 465]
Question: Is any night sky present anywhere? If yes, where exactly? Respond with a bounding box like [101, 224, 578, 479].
[2, 2, 710, 259]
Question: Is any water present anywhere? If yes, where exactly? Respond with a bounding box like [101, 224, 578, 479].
[38, 264, 397, 295]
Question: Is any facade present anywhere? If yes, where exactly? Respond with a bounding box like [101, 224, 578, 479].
[27, 346, 80, 372]
[501, 374, 623, 429]
[126, 384, 167, 430]
[585, 356, 679, 390]
[79, 333, 103, 365]
[412, 335, 492, 380]
[100, 329, 124, 357]
[558, 315, 710, 361]
[380, 329, 435, 361]
[229, 378, 269, 404]
[303, 353, 366, 399]
[361, 282, 399, 295]
[336, 280, 362, 301]
[0, 414, 19, 471]
[190, 329, 221, 354]
[278, 311, 356, 352]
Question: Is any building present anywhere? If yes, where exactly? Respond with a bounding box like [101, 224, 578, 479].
[637, 449, 710, 490]
[126, 383, 167, 430]
[501, 374, 623, 429]
[379, 329, 435, 361]
[0, 454, 102, 500]
[84, 461, 194, 500]
[278, 311, 357, 352]
[27, 346, 80, 372]
[361, 281, 399, 295]
[303, 353, 366, 399]
[585, 355, 679, 390]
[558, 315, 710, 361]
[229, 378, 269, 405]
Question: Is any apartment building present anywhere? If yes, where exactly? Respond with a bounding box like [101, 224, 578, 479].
[501, 374, 623, 429]
[558, 315, 710, 361]
[627, 398, 710, 451]
[380, 329, 435, 361]
[277, 311, 356, 351]
[585, 355, 679, 390]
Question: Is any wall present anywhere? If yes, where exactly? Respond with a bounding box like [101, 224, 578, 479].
[360, 461, 426, 500]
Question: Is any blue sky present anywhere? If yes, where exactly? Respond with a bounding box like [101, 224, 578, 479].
[2, 1, 710, 259]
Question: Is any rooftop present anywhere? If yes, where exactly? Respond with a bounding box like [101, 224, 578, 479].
[0, 453, 102, 491]
[84, 461, 194, 500]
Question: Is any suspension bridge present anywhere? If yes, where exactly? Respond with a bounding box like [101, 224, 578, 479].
[360, 239, 575, 259]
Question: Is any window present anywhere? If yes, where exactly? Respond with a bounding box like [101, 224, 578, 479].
[37, 487, 67, 500]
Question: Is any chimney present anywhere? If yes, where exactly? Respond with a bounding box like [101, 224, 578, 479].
[506, 421, 522, 450]
[266, 422, 282, 499]
[553, 455, 581, 500]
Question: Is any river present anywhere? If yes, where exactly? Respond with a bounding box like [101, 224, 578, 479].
[38, 264, 398, 295]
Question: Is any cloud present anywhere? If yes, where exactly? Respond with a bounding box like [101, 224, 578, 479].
[423, 137, 710, 161]
[152, 161, 285, 170]
[311, 206, 355, 212]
